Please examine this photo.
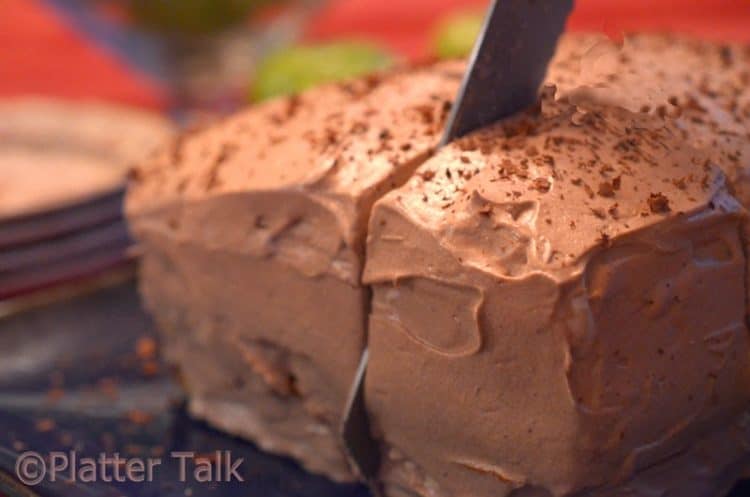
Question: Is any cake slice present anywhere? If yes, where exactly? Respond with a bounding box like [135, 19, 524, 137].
[125, 62, 463, 480]
[363, 80, 750, 497]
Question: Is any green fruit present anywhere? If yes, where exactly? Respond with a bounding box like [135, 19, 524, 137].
[434, 12, 484, 59]
[251, 42, 395, 102]
[129, 0, 272, 36]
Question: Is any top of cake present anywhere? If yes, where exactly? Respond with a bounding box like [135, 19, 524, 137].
[364, 90, 742, 283]
[365, 33, 750, 283]
[128, 34, 749, 284]
[128, 61, 465, 249]
[127, 62, 465, 287]
[550, 34, 750, 200]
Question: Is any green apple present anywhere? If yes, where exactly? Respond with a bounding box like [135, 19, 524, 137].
[128, 0, 273, 36]
[251, 41, 395, 102]
[434, 12, 483, 59]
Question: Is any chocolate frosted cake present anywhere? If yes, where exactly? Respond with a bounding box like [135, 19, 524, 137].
[126, 62, 463, 481]
[127, 34, 750, 496]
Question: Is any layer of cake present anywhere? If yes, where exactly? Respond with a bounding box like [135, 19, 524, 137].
[375, 417, 750, 497]
[126, 62, 464, 480]
[363, 90, 750, 497]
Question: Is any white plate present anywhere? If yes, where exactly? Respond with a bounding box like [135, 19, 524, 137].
[0, 98, 174, 221]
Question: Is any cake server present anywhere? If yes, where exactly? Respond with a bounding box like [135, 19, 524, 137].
[441, 0, 574, 145]
[340, 0, 574, 493]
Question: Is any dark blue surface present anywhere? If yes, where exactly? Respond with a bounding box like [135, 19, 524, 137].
[0, 280, 368, 497]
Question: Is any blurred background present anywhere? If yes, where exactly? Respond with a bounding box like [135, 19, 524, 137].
[2, 0, 749, 114]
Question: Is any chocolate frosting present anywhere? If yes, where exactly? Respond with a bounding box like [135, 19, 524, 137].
[548, 35, 750, 206]
[363, 35, 750, 497]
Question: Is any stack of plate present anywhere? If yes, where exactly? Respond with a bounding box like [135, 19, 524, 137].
[0, 99, 174, 303]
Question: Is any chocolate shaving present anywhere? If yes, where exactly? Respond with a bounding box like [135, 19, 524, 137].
[421, 170, 435, 181]
[598, 181, 616, 198]
[648, 193, 671, 213]
[531, 177, 551, 193]
[284, 95, 302, 119]
[612, 176, 622, 191]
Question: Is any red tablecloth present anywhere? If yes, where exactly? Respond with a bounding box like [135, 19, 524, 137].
[306, 0, 750, 58]
[0, 0, 167, 108]
[1, 0, 749, 110]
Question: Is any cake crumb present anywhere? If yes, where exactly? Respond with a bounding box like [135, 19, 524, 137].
[136, 337, 157, 361]
[35, 418, 56, 433]
[126, 410, 153, 426]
